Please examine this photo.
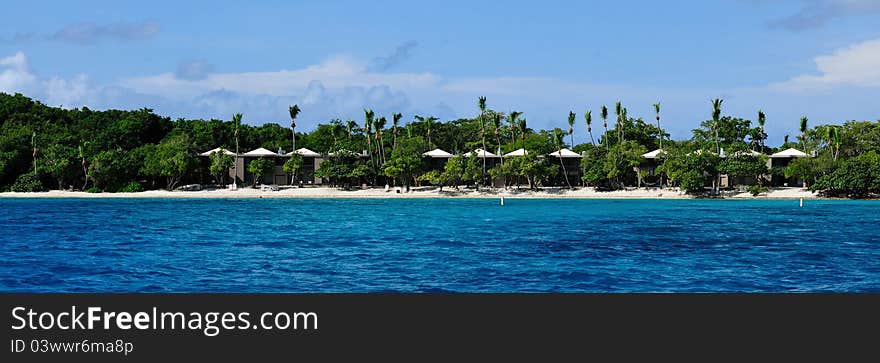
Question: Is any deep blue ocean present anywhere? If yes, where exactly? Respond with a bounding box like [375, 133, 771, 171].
[1, 198, 878, 292]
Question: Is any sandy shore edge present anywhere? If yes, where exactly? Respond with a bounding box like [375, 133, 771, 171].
[0, 186, 824, 200]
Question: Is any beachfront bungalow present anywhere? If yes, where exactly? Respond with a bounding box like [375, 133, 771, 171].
[240, 147, 286, 185]
[284, 148, 322, 185]
[464, 149, 500, 186]
[637, 149, 666, 187]
[769, 148, 810, 187]
[198, 147, 237, 185]
[504, 148, 528, 157]
[547, 148, 582, 186]
[726, 150, 766, 187]
[423, 148, 454, 171]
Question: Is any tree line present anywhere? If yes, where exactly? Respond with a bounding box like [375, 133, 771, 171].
[1, 92, 878, 197]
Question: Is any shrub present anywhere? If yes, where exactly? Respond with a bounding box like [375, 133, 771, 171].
[747, 185, 769, 196]
[10, 172, 44, 192]
[119, 181, 144, 193]
[84, 187, 102, 193]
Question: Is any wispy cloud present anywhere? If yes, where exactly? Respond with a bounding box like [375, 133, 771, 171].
[769, 0, 880, 30]
[367, 40, 418, 72]
[175, 59, 215, 81]
[2, 20, 160, 44]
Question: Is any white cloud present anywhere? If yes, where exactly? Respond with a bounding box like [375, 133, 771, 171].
[0, 52, 37, 93]
[771, 38, 880, 90]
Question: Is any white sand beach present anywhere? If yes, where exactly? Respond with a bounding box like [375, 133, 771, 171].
[0, 186, 820, 199]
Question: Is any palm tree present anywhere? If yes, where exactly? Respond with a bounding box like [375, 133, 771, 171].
[346, 120, 357, 140]
[363, 109, 375, 168]
[710, 99, 723, 194]
[518, 118, 528, 148]
[711, 99, 723, 154]
[78, 141, 90, 190]
[653, 102, 662, 149]
[392, 113, 402, 151]
[477, 96, 488, 183]
[829, 125, 841, 161]
[554, 129, 572, 189]
[375, 116, 387, 165]
[492, 113, 506, 189]
[757, 110, 766, 151]
[567, 111, 576, 149]
[31, 131, 37, 174]
[585, 110, 595, 147]
[508, 111, 522, 147]
[614, 101, 623, 145]
[799, 116, 808, 153]
[600, 105, 609, 150]
[414, 115, 438, 149]
[619, 107, 628, 144]
[288, 105, 301, 153]
[232, 113, 242, 187]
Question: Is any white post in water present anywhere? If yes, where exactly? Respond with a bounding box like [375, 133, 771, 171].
[800, 197, 804, 207]
[500, 196, 505, 206]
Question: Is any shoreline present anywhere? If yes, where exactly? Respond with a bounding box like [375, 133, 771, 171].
[0, 186, 829, 200]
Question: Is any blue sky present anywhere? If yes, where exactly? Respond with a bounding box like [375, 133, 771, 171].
[2, 0, 879, 145]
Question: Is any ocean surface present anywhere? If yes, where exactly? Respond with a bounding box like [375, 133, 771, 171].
[1, 198, 878, 292]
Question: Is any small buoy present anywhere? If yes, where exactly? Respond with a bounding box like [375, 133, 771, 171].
[500, 196, 505, 206]
[800, 197, 804, 207]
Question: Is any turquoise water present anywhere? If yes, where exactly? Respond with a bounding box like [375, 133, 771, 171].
[0, 198, 878, 292]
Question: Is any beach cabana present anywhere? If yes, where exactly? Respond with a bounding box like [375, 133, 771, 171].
[547, 149, 582, 186]
[239, 148, 285, 185]
[423, 149, 454, 172]
[504, 148, 528, 157]
[769, 148, 810, 187]
[284, 148, 322, 184]
[636, 149, 666, 187]
[463, 149, 498, 158]
[199, 147, 236, 157]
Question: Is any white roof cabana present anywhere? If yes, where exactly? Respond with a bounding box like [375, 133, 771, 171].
[641, 149, 666, 159]
[243, 147, 279, 157]
[770, 148, 809, 158]
[199, 147, 236, 157]
[504, 148, 528, 157]
[422, 148, 454, 158]
[285, 148, 321, 157]
[731, 150, 764, 157]
[547, 148, 581, 158]
[463, 149, 498, 158]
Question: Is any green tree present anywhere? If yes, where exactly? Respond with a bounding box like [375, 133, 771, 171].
[584, 110, 595, 147]
[246, 158, 274, 186]
[653, 102, 662, 149]
[39, 144, 77, 190]
[142, 134, 197, 190]
[719, 154, 768, 186]
[210, 151, 234, 186]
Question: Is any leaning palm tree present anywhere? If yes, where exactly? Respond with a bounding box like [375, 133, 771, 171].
[392, 113, 402, 152]
[600, 105, 609, 150]
[567, 111, 576, 149]
[232, 113, 242, 187]
[554, 129, 572, 189]
[584, 110, 595, 147]
[477, 96, 488, 182]
[757, 110, 766, 151]
[653, 102, 662, 149]
[375, 116, 387, 165]
[508, 111, 522, 147]
[289, 105, 301, 152]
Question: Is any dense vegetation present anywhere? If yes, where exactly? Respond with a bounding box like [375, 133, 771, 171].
[1, 92, 879, 197]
